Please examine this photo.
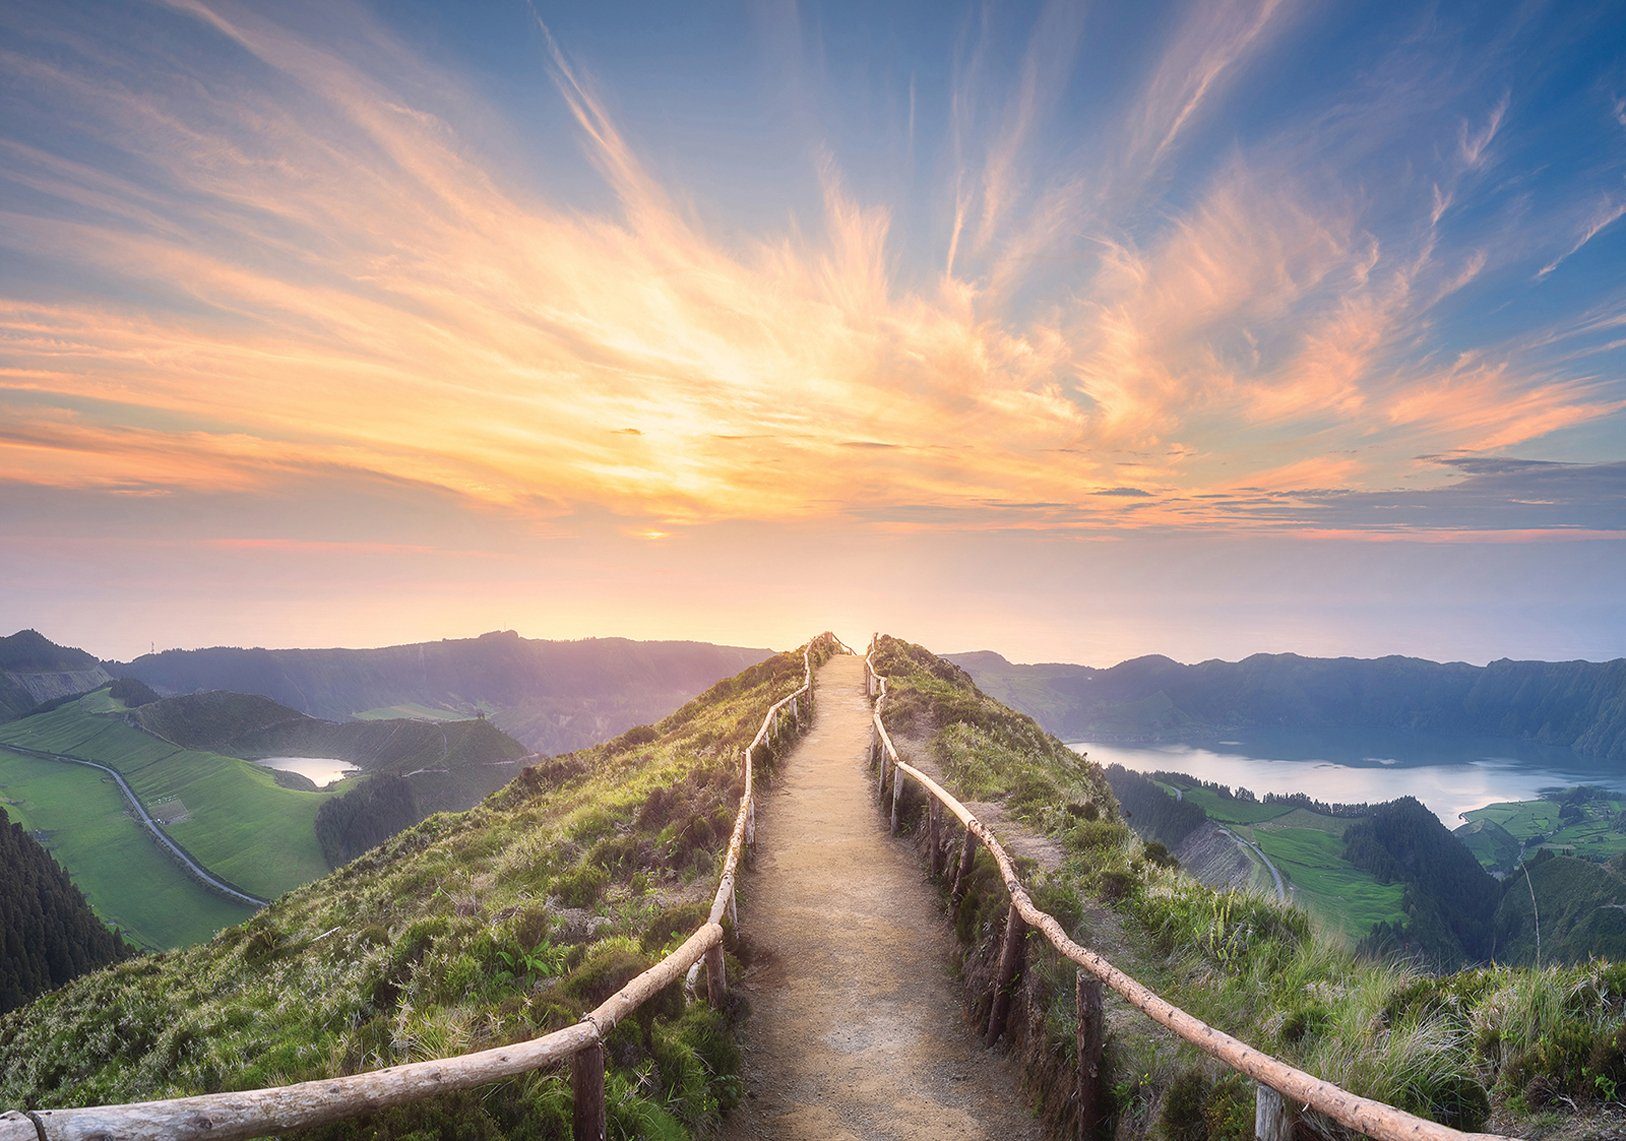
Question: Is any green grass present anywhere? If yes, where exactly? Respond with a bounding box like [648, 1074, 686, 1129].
[1165, 780, 1294, 825]
[0, 748, 255, 949]
[872, 635, 1626, 1138]
[0, 637, 839, 1139]
[351, 703, 469, 723]
[1245, 825, 1405, 941]
[1466, 799, 1562, 838]
[1463, 794, 1626, 863]
[0, 697, 334, 899]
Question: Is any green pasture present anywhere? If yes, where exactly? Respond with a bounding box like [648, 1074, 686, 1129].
[1462, 794, 1626, 863]
[0, 697, 334, 899]
[1171, 780, 1295, 825]
[1245, 823, 1405, 941]
[352, 702, 468, 722]
[0, 748, 254, 948]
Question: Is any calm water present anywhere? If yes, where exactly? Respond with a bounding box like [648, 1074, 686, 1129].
[253, 756, 359, 788]
[1069, 730, 1626, 824]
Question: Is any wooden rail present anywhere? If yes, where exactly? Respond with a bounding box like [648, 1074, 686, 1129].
[0, 636, 832, 1141]
[862, 640, 1522, 1141]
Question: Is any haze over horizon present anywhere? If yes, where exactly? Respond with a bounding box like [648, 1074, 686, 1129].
[2, 1, 1623, 666]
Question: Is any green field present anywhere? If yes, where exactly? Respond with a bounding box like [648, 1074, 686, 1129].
[0, 748, 254, 948]
[0, 696, 335, 899]
[1165, 780, 1295, 825]
[1462, 791, 1626, 865]
[351, 701, 469, 722]
[1246, 822, 1405, 941]
[1156, 781, 1406, 941]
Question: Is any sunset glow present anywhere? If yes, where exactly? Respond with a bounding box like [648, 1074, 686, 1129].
[2, 0, 1623, 663]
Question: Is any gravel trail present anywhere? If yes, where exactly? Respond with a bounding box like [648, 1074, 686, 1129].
[722, 654, 1040, 1140]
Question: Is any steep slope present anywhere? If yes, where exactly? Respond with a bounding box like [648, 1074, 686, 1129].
[0, 819, 129, 1013]
[1345, 798, 1501, 967]
[1493, 853, 1626, 965]
[878, 636, 1625, 1137]
[114, 631, 773, 753]
[952, 649, 1626, 761]
[0, 631, 110, 722]
[0, 642, 827, 1138]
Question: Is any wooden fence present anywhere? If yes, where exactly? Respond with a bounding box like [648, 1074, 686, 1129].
[862, 639, 1522, 1141]
[0, 636, 832, 1141]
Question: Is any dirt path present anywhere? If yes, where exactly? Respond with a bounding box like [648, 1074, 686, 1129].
[723, 655, 1040, 1141]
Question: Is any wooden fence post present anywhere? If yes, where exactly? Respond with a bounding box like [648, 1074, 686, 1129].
[572, 1041, 606, 1141]
[889, 767, 903, 834]
[985, 901, 1028, 1044]
[1255, 1084, 1293, 1141]
[927, 801, 942, 876]
[1076, 972, 1105, 1140]
[952, 827, 977, 903]
[705, 942, 727, 1005]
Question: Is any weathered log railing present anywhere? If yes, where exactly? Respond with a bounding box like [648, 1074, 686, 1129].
[0, 636, 833, 1141]
[862, 639, 1521, 1141]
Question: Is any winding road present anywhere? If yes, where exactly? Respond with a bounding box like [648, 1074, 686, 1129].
[0, 742, 268, 907]
[1218, 824, 1287, 901]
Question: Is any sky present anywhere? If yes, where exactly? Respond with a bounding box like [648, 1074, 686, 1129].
[1, 0, 1624, 666]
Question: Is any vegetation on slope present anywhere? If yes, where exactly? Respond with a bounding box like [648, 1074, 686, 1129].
[0, 819, 130, 1013]
[0, 630, 111, 722]
[875, 635, 1626, 1139]
[1493, 852, 1626, 965]
[0, 638, 834, 1139]
[1462, 786, 1626, 868]
[0, 747, 254, 949]
[1345, 799, 1501, 968]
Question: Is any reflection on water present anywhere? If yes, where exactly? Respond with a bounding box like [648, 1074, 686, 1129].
[1069, 729, 1626, 824]
[254, 756, 359, 788]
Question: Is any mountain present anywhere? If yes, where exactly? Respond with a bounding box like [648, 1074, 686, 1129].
[0, 818, 129, 1013]
[113, 630, 773, 754]
[0, 630, 111, 721]
[1346, 798, 1502, 968]
[950, 650, 1626, 761]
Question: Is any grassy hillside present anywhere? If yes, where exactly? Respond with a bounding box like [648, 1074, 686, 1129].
[1110, 771, 1407, 943]
[1462, 786, 1626, 866]
[876, 636, 1625, 1139]
[116, 631, 774, 754]
[0, 630, 111, 722]
[0, 692, 333, 900]
[0, 748, 254, 949]
[952, 649, 1626, 762]
[1493, 853, 1626, 965]
[0, 639, 833, 1138]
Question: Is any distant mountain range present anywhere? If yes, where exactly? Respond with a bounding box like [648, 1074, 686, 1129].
[111, 630, 773, 753]
[950, 650, 1626, 761]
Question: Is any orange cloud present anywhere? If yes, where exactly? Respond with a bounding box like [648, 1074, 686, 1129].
[0, 1, 1619, 544]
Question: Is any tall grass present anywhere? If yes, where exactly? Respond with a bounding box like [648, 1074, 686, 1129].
[872, 634, 1626, 1138]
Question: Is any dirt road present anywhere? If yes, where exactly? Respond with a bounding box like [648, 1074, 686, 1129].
[723, 654, 1040, 1140]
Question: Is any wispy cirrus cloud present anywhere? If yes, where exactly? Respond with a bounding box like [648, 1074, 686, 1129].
[0, 0, 1621, 550]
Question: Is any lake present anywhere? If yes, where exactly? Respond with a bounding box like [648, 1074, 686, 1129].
[1068, 729, 1626, 824]
[253, 756, 360, 788]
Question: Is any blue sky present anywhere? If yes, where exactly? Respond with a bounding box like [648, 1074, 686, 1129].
[0, 0, 1622, 664]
